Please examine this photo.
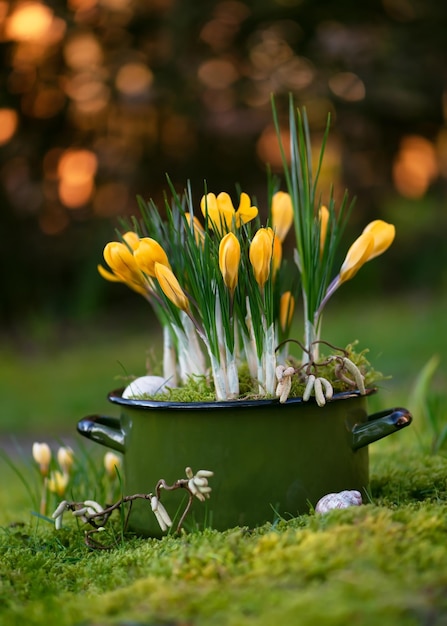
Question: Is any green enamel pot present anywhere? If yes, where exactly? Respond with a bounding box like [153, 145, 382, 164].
[77, 388, 411, 537]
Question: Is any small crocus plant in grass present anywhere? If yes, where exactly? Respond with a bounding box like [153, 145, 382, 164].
[32, 444, 213, 543]
[32, 443, 74, 515]
[99, 98, 395, 406]
[52, 467, 214, 548]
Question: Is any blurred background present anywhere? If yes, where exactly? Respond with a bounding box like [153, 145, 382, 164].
[0, 0, 446, 436]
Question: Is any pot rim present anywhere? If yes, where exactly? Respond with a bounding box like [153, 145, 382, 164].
[108, 387, 377, 411]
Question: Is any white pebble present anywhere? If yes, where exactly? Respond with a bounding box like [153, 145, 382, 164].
[122, 376, 171, 399]
[315, 490, 363, 514]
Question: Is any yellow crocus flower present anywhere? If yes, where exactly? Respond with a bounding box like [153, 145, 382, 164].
[219, 232, 241, 295]
[48, 470, 69, 498]
[133, 237, 171, 277]
[339, 219, 395, 284]
[154, 263, 189, 311]
[271, 191, 293, 242]
[339, 232, 375, 283]
[362, 220, 395, 260]
[249, 227, 273, 289]
[201, 191, 258, 234]
[319, 205, 329, 258]
[279, 291, 295, 332]
[98, 241, 148, 296]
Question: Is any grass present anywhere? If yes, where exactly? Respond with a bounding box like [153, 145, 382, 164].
[0, 311, 160, 435]
[0, 292, 446, 624]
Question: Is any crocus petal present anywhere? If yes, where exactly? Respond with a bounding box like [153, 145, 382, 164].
[339, 232, 375, 283]
[101, 241, 149, 296]
[249, 227, 273, 289]
[122, 231, 140, 251]
[271, 191, 293, 242]
[133, 237, 171, 277]
[57, 447, 74, 475]
[319, 205, 329, 258]
[200, 192, 218, 218]
[279, 291, 295, 332]
[201, 192, 234, 234]
[362, 220, 395, 261]
[235, 192, 258, 227]
[154, 263, 189, 311]
[219, 232, 241, 294]
[201, 191, 257, 233]
[97, 264, 122, 283]
[103, 242, 137, 279]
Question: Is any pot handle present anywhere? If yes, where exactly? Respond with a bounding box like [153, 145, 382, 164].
[351, 407, 412, 451]
[77, 415, 125, 453]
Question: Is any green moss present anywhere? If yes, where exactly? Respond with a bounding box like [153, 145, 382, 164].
[287, 341, 386, 399]
[2, 444, 447, 625]
[130, 343, 386, 402]
[148, 374, 217, 402]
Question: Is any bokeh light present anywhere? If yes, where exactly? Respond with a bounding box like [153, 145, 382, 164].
[57, 149, 98, 209]
[0, 109, 19, 144]
[198, 59, 239, 89]
[0, 0, 445, 322]
[115, 63, 153, 97]
[393, 135, 438, 199]
[5, 2, 54, 42]
[256, 125, 290, 171]
[93, 182, 129, 217]
[328, 72, 366, 102]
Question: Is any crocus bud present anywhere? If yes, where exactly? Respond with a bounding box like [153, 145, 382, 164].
[249, 227, 273, 289]
[133, 237, 171, 277]
[279, 291, 295, 332]
[32, 442, 51, 477]
[271, 191, 293, 242]
[104, 452, 122, 479]
[154, 263, 189, 311]
[339, 232, 375, 284]
[219, 232, 241, 294]
[57, 447, 74, 475]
